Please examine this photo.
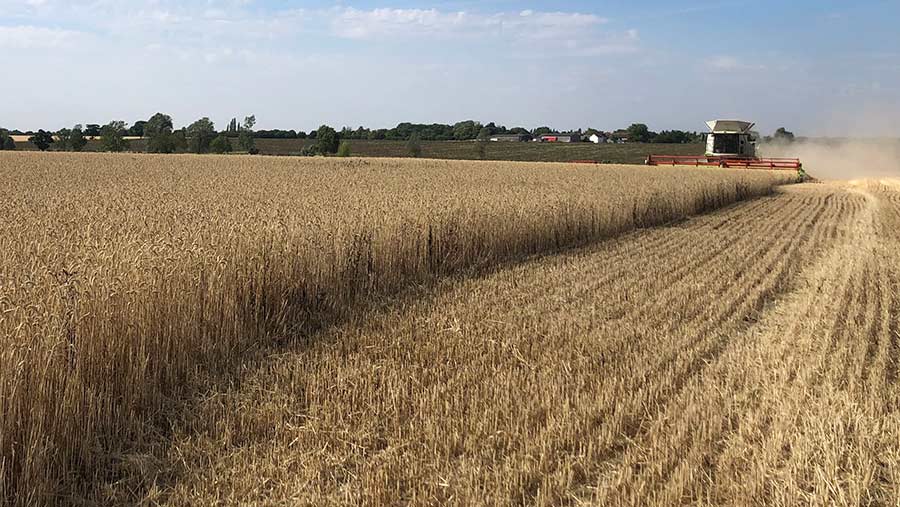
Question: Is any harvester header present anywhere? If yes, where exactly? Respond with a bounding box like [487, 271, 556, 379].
[646, 119, 802, 171]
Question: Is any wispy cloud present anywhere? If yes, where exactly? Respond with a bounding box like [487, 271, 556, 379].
[0, 25, 87, 48]
[325, 7, 641, 60]
[330, 7, 608, 42]
[1, 1, 307, 46]
[1, 2, 633, 58]
[331, 8, 467, 39]
[706, 55, 767, 72]
[11, 0, 888, 136]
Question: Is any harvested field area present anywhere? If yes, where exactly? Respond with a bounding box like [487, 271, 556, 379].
[141, 182, 900, 505]
[0, 152, 793, 504]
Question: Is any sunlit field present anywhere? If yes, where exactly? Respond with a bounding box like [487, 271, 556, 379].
[12, 151, 882, 505]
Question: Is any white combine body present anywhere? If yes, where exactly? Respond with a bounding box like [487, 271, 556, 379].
[647, 119, 802, 171]
[705, 119, 758, 158]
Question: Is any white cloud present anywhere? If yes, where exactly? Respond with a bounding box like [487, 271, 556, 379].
[0, 25, 86, 48]
[708, 56, 740, 70]
[0, 3, 627, 58]
[578, 43, 639, 56]
[332, 8, 467, 39]
[706, 55, 767, 71]
[330, 7, 608, 43]
[492, 11, 607, 40]
[0, 2, 644, 131]
[323, 7, 639, 59]
[0, 1, 306, 43]
[148, 10, 191, 24]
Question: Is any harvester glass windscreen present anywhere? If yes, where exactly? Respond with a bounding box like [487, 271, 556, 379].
[713, 134, 740, 155]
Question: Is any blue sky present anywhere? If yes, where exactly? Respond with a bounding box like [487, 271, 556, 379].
[1, 0, 898, 136]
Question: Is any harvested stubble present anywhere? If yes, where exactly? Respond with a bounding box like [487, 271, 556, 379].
[0, 152, 793, 504]
[155, 182, 900, 506]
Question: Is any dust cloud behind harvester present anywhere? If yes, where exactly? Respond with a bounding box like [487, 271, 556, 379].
[760, 139, 900, 180]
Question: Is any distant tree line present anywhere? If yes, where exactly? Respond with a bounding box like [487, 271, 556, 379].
[131, 113, 261, 155]
[2, 114, 350, 156]
[336, 122, 711, 144]
[5, 119, 708, 147]
[1, 117, 798, 156]
[2, 113, 261, 155]
[338, 121, 559, 142]
[611, 124, 704, 144]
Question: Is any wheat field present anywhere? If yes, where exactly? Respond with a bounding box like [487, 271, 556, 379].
[0, 152, 796, 505]
[149, 181, 900, 506]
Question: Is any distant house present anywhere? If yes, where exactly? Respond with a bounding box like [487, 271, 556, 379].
[588, 133, 608, 144]
[539, 133, 581, 143]
[489, 134, 532, 142]
[610, 130, 630, 143]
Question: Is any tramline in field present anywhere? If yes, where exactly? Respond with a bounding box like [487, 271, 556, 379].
[646, 119, 803, 171]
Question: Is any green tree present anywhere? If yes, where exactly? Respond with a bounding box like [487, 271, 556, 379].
[100, 121, 129, 152]
[407, 133, 422, 158]
[127, 121, 147, 137]
[209, 135, 233, 154]
[243, 115, 256, 131]
[70, 125, 87, 151]
[237, 131, 255, 152]
[57, 126, 87, 151]
[353, 126, 369, 139]
[172, 129, 188, 152]
[84, 124, 101, 137]
[532, 126, 553, 136]
[626, 123, 656, 143]
[773, 127, 795, 142]
[0, 129, 16, 150]
[315, 125, 339, 154]
[29, 130, 54, 151]
[452, 120, 481, 140]
[186, 117, 216, 154]
[237, 115, 256, 152]
[55, 128, 72, 151]
[146, 113, 176, 153]
[337, 140, 352, 157]
[653, 130, 697, 144]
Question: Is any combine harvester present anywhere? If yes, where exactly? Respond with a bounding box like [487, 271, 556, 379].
[646, 120, 803, 173]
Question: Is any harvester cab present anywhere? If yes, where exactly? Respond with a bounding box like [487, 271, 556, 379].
[705, 120, 758, 159]
[646, 119, 803, 174]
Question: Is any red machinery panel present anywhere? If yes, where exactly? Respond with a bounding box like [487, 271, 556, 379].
[646, 155, 802, 171]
